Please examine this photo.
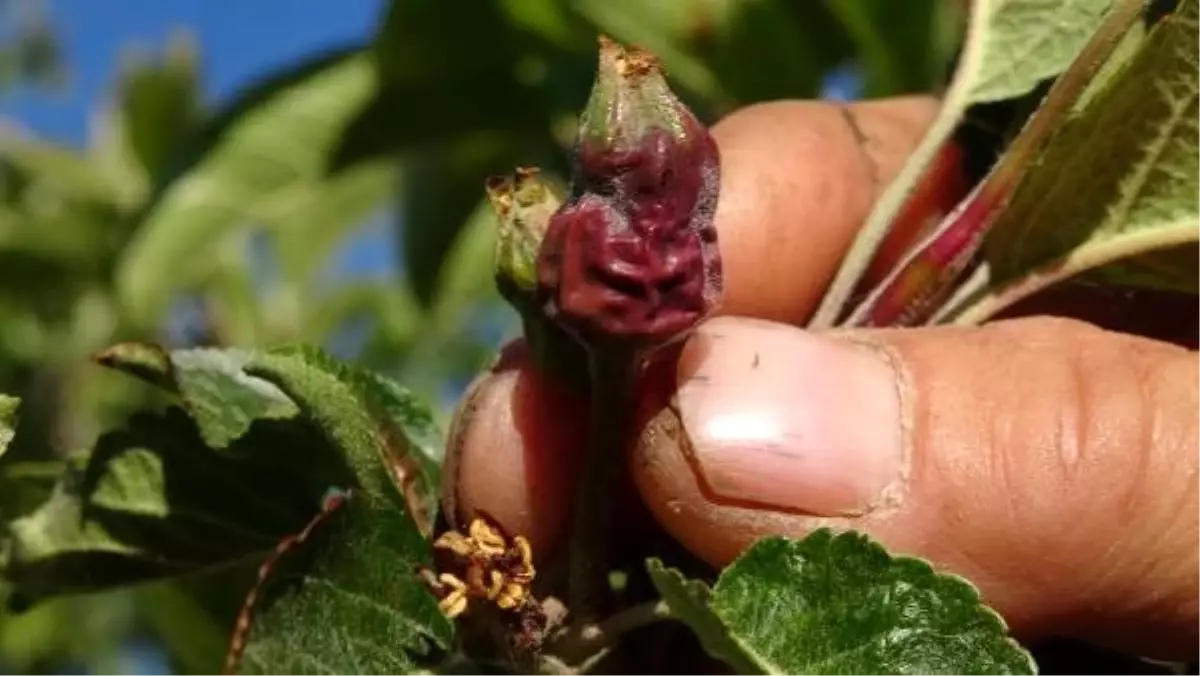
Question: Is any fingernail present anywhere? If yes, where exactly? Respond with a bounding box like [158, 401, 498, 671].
[674, 317, 906, 516]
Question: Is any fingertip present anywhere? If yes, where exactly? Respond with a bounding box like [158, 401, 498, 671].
[443, 341, 587, 559]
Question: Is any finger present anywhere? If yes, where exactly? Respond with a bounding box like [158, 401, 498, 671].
[713, 96, 939, 324]
[632, 315, 1199, 659]
[442, 341, 587, 555]
[444, 96, 943, 549]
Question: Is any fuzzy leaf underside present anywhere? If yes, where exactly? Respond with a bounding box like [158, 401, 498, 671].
[231, 347, 452, 673]
[812, 0, 1118, 327]
[236, 498, 452, 675]
[968, 0, 1116, 103]
[978, 0, 1199, 296]
[651, 530, 1035, 675]
[246, 345, 440, 527]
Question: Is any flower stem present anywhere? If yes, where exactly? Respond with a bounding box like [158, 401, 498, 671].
[568, 347, 638, 621]
[552, 600, 672, 664]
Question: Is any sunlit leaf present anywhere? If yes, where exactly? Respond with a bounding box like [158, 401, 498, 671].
[847, 0, 1147, 327]
[115, 30, 201, 187]
[0, 132, 122, 208]
[116, 53, 376, 329]
[275, 160, 399, 283]
[228, 346, 452, 674]
[95, 342, 298, 449]
[0, 393, 17, 456]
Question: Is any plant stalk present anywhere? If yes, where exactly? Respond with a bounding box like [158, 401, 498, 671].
[551, 600, 672, 664]
[567, 347, 638, 621]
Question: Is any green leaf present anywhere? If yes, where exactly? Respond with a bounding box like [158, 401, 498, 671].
[826, 0, 960, 98]
[967, 0, 1117, 103]
[646, 559, 758, 674]
[246, 345, 441, 532]
[3, 408, 343, 603]
[229, 347, 452, 673]
[115, 52, 377, 329]
[0, 131, 122, 208]
[300, 283, 420, 354]
[136, 575, 242, 675]
[95, 342, 298, 449]
[812, 0, 1119, 328]
[274, 160, 399, 283]
[96, 342, 442, 512]
[364, 371, 445, 480]
[0, 393, 17, 457]
[652, 530, 1035, 675]
[0, 460, 64, 521]
[235, 497, 452, 674]
[399, 135, 542, 307]
[571, 0, 883, 106]
[950, 0, 1199, 322]
[114, 30, 201, 188]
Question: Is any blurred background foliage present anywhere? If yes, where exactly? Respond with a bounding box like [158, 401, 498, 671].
[0, 0, 962, 672]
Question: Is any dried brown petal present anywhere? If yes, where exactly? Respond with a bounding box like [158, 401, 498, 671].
[423, 516, 540, 622]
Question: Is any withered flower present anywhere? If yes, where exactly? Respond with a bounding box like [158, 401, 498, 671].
[421, 516, 536, 620]
[486, 166, 591, 389]
[536, 36, 722, 352]
[488, 167, 565, 308]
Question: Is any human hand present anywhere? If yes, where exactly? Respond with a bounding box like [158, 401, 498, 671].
[443, 96, 1199, 660]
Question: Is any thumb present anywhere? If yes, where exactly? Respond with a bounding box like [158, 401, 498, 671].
[632, 315, 1198, 659]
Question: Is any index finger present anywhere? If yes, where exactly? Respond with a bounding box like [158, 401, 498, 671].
[713, 96, 939, 324]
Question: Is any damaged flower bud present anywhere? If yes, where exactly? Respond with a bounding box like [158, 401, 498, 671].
[487, 167, 590, 389]
[536, 35, 722, 351]
[488, 167, 566, 308]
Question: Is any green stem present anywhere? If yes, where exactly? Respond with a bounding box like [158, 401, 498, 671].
[551, 600, 672, 665]
[568, 347, 638, 621]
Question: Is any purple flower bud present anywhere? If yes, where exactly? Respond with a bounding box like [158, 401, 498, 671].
[537, 36, 722, 352]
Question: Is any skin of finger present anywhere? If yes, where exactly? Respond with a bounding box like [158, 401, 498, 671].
[713, 96, 938, 325]
[631, 316, 1199, 658]
[444, 96, 940, 552]
[442, 342, 587, 557]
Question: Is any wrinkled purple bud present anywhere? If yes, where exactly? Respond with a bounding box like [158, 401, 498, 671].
[537, 36, 722, 351]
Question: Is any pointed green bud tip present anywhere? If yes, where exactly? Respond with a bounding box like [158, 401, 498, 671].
[577, 35, 692, 158]
[487, 167, 565, 301]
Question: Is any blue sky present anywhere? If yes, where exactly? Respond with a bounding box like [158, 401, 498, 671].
[3, 0, 384, 146]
